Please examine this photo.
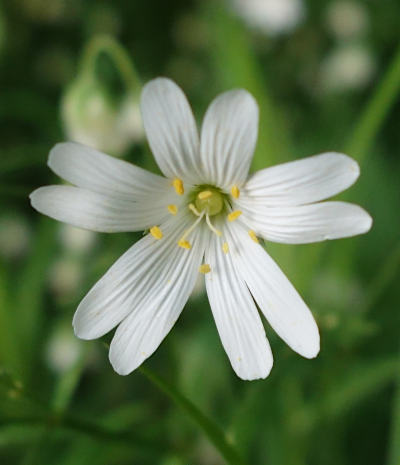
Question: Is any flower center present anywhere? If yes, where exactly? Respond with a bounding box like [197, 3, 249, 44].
[194, 188, 224, 216]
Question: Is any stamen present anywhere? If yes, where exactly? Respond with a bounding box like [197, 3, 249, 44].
[178, 239, 191, 249]
[248, 230, 259, 243]
[231, 185, 240, 199]
[199, 264, 211, 274]
[222, 242, 229, 254]
[188, 203, 201, 216]
[198, 190, 212, 200]
[178, 211, 205, 248]
[172, 178, 184, 195]
[167, 204, 178, 215]
[206, 214, 222, 236]
[228, 210, 242, 222]
[150, 226, 163, 240]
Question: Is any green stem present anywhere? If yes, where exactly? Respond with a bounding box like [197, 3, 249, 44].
[362, 240, 400, 313]
[345, 43, 400, 161]
[1, 414, 162, 453]
[139, 365, 248, 465]
[51, 347, 88, 413]
[80, 34, 141, 91]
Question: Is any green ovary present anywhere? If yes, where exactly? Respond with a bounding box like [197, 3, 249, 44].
[194, 188, 224, 216]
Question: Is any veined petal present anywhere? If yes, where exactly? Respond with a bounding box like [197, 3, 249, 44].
[239, 201, 373, 244]
[205, 225, 273, 380]
[108, 224, 206, 375]
[73, 213, 200, 342]
[242, 152, 360, 206]
[49, 142, 172, 201]
[200, 89, 258, 189]
[226, 222, 320, 359]
[30, 185, 170, 232]
[140, 78, 202, 183]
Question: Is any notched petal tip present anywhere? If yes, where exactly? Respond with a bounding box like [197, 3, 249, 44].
[48, 141, 71, 168]
[360, 209, 373, 233]
[334, 152, 360, 179]
[29, 186, 48, 211]
[109, 357, 132, 376]
[72, 318, 95, 341]
[298, 331, 320, 360]
[234, 356, 273, 381]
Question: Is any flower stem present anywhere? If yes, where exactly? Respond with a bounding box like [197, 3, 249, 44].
[139, 365, 249, 465]
[80, 34, 141, 92]
[345, 43, 400, 161]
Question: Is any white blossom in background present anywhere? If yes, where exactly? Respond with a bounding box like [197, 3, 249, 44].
[61, 78, 143, 157]
[0, 214, 30, 259]
[326, 1, 368, 40]
[45, 323, 82, 372]
[231, 0, 305, 36]
[320, 44, 375, 93]
[30, 78, 372, 380]
[59, 224, 97, 255]
[49, 257, 83, 299]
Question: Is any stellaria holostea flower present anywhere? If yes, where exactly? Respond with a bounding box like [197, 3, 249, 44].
[30, 78, 372, 380]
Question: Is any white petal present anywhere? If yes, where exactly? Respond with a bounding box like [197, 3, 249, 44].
[226, 222, 320, 358]
[204, 227, 273, 380]
[49, 142, 171, 200]
[108, 224, 206, 375]
[239, 201, 373, 244]
[242, 152, 360, 206]
[30, 185, 169, 232]
[140, 78, 201, 183]
[200, 89, 258, 189]
[73, 213, 200, 341]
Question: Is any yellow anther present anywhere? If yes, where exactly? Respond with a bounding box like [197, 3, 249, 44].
[173, 178, 184, 195]
[222, 242, 229, 254]
[228, 210, 242, 222]
[231, 185, 240, 199]
[167, 204, 178, 215]
[199, 264, 211, 274]
[198, 190, 212, 200]
[178, 239, 191, 249]
[248, 230, 259, 243]
[150, 226, 163, 240]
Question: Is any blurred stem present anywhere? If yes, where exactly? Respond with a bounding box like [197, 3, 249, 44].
[203, 4, 292, 168]
[139, 365, 248, 465]
[345, 43, 400, 161]
[15, 218, 57, 382]
[387, 345, 400, 465]
[362, 240, 400, 313]
[80, 35, 141, 92]
[51, 347, 88, 413]
[2, 414, 162, 453]
[0, 268, 20, 372]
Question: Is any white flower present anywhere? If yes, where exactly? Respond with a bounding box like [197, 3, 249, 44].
[326, 1, 368, 40]
[320, 44, 375, 93]
[231, 0, 305, 36]
[61, 79, 143, 156]
[30, 78, 372, 380]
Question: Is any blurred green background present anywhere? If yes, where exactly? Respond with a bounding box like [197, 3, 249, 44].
[0, 0, 399, 464]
